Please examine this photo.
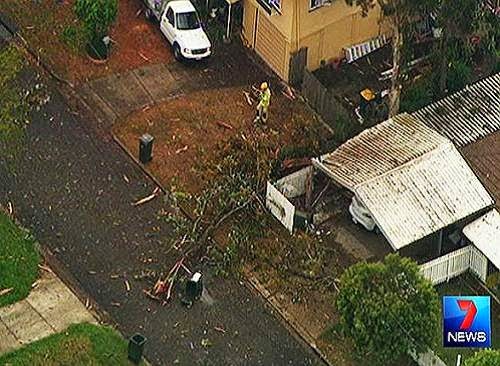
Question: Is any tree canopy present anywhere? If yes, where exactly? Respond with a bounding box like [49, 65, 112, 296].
[465, 349, 500, 366]
[336, 254, 439, 365]
[75, 0, 118, 40]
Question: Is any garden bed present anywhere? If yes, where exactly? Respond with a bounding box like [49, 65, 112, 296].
[2, 0, 173, 84]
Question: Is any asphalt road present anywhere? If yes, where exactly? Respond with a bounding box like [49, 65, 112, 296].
[0, 66, 324, 366]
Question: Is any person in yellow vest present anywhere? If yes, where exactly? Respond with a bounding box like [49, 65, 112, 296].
[255, 82, 271, 124]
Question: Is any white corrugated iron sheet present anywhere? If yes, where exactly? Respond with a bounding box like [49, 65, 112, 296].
[312, 114, 494, 250]
[313, 114, 448, 189]
[412, 73, 500, 147]
[463, 209, 500, 269]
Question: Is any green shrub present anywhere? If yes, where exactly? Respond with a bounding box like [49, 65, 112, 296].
[446, 60, 472, 93]
[336, 254, 439, 365]
[400, 77, 434, 113]
[75, 0, 118, 41]
[465, 349, 500, 366]
[334, 114, 358, 144]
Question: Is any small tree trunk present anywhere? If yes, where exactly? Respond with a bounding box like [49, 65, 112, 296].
[437, 33, 448, 96]
[389, 25, 403, 117]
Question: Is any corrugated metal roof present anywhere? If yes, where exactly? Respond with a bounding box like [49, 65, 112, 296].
[412, 73, 500, 147]
[312, 114, 494, 250]
[356, 144, 493, 250]
[313, 114, 448, 189]
[463, 209, 500, 269]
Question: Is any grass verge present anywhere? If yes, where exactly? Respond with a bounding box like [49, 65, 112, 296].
[0, 323, 139, 365]
[0, 211, 40, 307]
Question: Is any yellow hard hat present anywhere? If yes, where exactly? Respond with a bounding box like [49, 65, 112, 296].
[260, 82, 268, 90]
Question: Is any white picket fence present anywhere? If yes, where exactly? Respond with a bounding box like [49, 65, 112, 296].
[420, 245, 488, 285]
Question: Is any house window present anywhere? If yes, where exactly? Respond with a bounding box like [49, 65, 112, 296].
[310, 0, 332, 11]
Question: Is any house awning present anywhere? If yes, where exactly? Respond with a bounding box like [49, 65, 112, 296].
[463, 209, 500, 269]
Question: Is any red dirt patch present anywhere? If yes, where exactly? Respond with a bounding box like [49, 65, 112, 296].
[113, 85, 327, 195]
[4, 0, 173, 84]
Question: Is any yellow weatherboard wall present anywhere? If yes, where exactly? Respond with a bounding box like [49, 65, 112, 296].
[242, 0, 385, 80]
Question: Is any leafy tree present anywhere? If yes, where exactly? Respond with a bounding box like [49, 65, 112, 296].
[465, 349, 500, 366]
[75, 0, 118, 42]
[336, 254, 439, 365]
[433, 0, 499, 95]
[345, 0, 437, 117]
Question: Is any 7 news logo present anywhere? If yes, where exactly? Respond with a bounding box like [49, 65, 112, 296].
[443, 296, 491, 348]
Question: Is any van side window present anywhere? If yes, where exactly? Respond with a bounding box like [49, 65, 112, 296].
[166, 8, 174, 25]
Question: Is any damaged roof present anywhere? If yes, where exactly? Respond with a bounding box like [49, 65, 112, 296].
[313, 114, 448, 189]
[313, 114, 494, 250]
[412, 73, 500, 147]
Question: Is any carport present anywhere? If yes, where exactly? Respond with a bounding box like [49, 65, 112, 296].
[312, 113, 494, 256]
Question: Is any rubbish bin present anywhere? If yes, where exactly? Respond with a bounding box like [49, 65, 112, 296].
[186, 272, 203, 300]
[128, 333, 147, 364]
[139, 133, 154, 164]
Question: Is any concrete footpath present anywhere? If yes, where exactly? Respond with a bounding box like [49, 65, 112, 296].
[0, 268, 97, 355]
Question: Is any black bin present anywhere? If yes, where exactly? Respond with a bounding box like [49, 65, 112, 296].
[186, 272, 203, 301]
[139, 134, 154, 164]
[128, 333, 147, 364]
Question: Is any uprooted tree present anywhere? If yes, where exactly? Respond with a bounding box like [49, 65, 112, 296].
[345, 0, 437, 117]
[336, 254, 439, 365]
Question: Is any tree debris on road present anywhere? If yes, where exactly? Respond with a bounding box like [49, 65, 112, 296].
[133, 187, 160, 206]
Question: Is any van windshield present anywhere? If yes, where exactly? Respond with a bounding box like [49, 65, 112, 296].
[176, 11, 200, 30]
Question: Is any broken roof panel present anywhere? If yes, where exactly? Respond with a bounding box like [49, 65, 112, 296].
[463, 209, 500, 270]
[412, 73, 500, 147]
[312, 114, 494, 250]
[313, 114, 448, 189]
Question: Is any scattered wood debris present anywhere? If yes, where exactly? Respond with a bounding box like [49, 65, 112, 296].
[216, 121, 233, 130]
[243, 91, 253, 106]
[214, 326, 226, 334]
[7, 202, 13, 215]
[38, 264, 54, 273]
[125, 280, 131, 292]
[282, 157, 311, 170]
[139, 52, 150, 61]
[0, 288, 13, 297]
[123, 175, 130, 183]
[133, 187, 160, 206]
[111, 302, 121, 307]
[281, 83, 295, 100]
[146, 257, 192, 303]
[175, 145, 188, 154]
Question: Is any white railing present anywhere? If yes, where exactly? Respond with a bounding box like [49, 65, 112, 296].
[470, 245, 488, 282]
[420, 245, 488, 285]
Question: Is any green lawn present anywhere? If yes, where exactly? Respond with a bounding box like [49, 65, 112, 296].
[0, 323, 140, 365]
[435, 274, 500, 365]
[0, 211, 40, 307]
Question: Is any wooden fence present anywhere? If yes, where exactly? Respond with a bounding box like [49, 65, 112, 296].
[301, 69, 350, 129]
[420, 245, 488, 285]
